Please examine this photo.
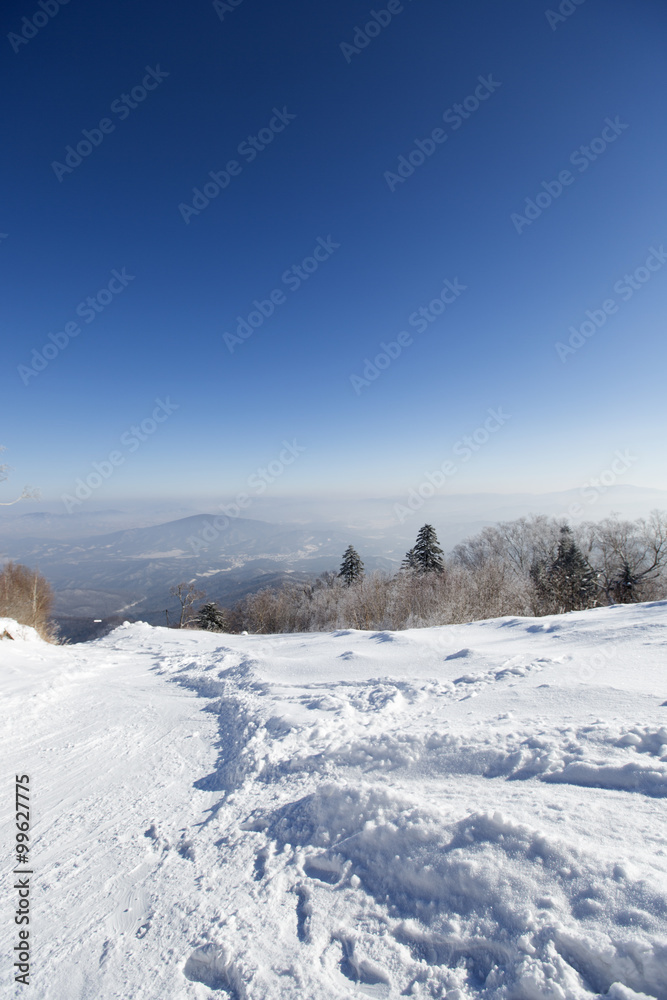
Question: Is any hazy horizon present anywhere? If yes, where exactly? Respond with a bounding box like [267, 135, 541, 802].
[2, 482, 665, 539]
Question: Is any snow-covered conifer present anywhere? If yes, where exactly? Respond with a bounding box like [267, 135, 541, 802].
[412, 524, 445, 574]
[338, 545, 364, 586]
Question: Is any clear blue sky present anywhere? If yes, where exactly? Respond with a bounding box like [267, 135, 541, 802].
[2, 0, 667, 507]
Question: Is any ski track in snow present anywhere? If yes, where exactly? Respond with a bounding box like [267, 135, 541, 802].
[1, 604, 667, 999]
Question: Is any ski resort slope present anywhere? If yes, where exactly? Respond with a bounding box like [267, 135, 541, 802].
[1, 603, 667, 1000]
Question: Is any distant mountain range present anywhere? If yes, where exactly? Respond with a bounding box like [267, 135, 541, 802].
[0, 514, 395, 639]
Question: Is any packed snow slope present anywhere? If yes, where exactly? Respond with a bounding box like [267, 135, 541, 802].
[1, 603, 667, 1000]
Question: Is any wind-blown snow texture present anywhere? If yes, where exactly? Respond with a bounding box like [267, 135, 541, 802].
[1, 603, 667, 999]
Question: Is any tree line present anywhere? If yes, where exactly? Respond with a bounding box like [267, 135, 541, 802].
[180, 510, 667, 634]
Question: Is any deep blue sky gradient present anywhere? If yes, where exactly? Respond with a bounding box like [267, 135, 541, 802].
[2, 0, 667, 506]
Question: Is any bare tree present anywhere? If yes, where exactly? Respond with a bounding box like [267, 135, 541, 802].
[583, 511, 667, 603]
[170, 581, 205, 627]
[453, 515, 563, 578]
[0, 446, 40, 506]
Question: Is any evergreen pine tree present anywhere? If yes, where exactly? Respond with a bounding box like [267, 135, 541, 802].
[195, 601, 228, 632]
[610, 558, 636, 604]
[412, 524, 445, 574]
[551, 526, 598, 611]
[338, 545, 364, 586]
[531, 526, 597, 613]
[401, 547, 418, 572]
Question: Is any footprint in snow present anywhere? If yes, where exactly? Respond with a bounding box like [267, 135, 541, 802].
[183, 944, 240, 996]
[335, 937, 391, 994]
[177, 838, 195, 861]
[253, 849, 268, 881]
[99, 938, 113, 967]
[295, 885, 311, 942]
[303, 855, 342, 885]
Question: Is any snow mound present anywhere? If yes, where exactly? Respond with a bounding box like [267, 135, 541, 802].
[0, 616, 44, 643]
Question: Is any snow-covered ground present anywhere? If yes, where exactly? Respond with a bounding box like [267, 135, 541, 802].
[1, 603, 667, 999]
